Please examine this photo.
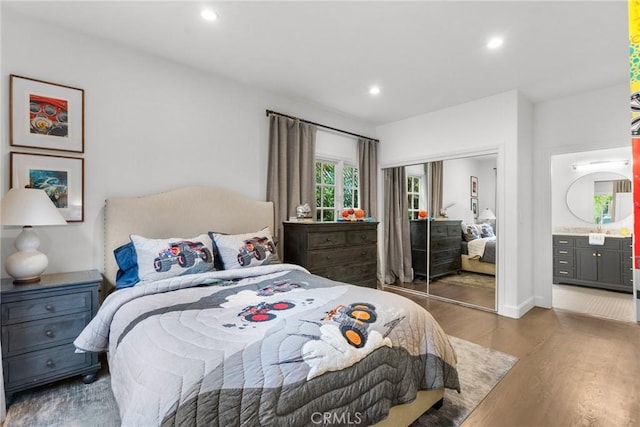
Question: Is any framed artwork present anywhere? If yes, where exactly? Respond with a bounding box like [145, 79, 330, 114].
[470, 176, 478, 197]
[471, 198, 479, 218]
[10, 74, 84, 153]
[10, 152, 84, 222]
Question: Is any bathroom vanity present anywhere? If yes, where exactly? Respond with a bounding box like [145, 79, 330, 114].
[553, 234, 632, 293]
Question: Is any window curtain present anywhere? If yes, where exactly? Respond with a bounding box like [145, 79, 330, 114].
[611, 179, 632, 221]
[358, 138, 378, 219]
[384, 167, 412, 284]
[266, 115, 317, 258]
[429, 161, 443, 217]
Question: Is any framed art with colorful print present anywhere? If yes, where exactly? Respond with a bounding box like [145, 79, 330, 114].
[10, 152, 84, 222]
[10, 75, 84, 153]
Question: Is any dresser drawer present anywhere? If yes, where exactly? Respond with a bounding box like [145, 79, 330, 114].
[346, 229, 377, 245]
[2, 290, 92, 324]
[430, 237, 460, 252]
[3, 343, 93, 387]
[312, 262, 376, 284]
[308, 231, 348, 249]
[431, 248, 460, 263]
[306, 245, 377, 269]
[2, 311, 91, 357]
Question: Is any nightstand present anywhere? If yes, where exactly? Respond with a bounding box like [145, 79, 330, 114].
[1, 270, 102, 402]
[283, 221, 379, 288]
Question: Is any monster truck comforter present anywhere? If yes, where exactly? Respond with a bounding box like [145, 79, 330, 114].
[74, 264, 459, 426]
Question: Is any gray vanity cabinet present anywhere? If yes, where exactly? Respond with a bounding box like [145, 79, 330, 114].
[553, 235, 632, 293]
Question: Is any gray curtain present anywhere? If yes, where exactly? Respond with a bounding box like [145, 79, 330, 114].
[384, 167, 412, 284]
[429, 161, 443, 217]
[358, 138, 378, 219]
[266, 115, 317, 257]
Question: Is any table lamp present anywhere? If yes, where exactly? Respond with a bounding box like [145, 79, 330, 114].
[1, 187, 67, 283]
[478, 208, 496, 222]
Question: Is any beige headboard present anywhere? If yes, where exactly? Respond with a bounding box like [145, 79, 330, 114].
[104, 186, 274, 288]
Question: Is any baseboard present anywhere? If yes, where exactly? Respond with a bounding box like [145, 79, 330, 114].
[498, 296, 535, 319]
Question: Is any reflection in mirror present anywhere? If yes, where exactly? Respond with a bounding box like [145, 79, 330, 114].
[566, 172, 632, 224]
[384, 153, 497, 312]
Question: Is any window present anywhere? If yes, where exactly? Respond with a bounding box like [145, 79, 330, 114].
[315, 160, 359, 222]
[407, 175, 421, 220]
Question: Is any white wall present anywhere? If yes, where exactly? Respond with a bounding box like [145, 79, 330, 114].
[532, 83, 629, 308]
[442, 155, 496, 219]
[377, 90, 535, 318]
[0, 9, 376, 282]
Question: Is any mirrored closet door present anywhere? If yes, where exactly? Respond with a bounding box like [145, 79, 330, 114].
[384, 153, 498, 311]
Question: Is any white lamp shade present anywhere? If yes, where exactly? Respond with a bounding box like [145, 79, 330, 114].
[1, 188, 67, 226]
[478, 208, 496, 221]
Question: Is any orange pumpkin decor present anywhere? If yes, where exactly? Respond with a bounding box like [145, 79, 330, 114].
[341, 210, 350, 218]
[418, 210, 428, 219]
[355, 209, 365, 218]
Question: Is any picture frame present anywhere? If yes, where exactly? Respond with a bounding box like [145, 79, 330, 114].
[470, 176, 478, 197]
[10, 151, 84, 222]
[10, 74, 84, 153]
[471, 198, 479, 218]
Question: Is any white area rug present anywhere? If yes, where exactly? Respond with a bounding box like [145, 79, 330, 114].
[553, 284, 634, 322]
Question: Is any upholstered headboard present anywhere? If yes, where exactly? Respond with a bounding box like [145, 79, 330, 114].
[104, 187, 274, 288]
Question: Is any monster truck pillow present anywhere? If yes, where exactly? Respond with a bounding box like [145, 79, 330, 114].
[130, 233, 216, 283]
[209, 227, 279, 270]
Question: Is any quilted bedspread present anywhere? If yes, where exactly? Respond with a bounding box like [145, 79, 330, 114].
[75, 264, 459, 426]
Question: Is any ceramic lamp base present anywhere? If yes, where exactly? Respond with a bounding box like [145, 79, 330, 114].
[5, 227, 48, 284]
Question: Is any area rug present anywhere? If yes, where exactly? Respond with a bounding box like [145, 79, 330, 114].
[412, 336, 518, 426]
[3, 336, 517, 427]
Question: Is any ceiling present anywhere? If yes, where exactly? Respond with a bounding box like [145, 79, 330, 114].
[3, 1, 628, 125]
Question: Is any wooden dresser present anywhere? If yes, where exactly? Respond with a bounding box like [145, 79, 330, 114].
[1, 270, 102, 402]
[283, 221, 378, 288]
[552, 235, 632, 293]
[411, 219, 461, 280]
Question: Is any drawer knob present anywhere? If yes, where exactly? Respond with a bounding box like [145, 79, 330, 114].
[559, 240, 568, 244]
[45, 330, 55, 338]
[326, 255, 332, 260]
[559, 271, 569, 275]
[325, 238, 332, 242]
[46, 359, 55, 368]
[559, 250, 568, 254]
[45, 304, 54, 312]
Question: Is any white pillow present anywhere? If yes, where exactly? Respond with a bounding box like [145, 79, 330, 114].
[210, 227, 279, 270]
[130, 233, 216, 283]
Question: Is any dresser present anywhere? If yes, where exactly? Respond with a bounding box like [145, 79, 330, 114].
[283, 221, 378, 288]
[552, 235, 632, 293]
[2, 270, 102, 401]
[411, 219, 462, 280]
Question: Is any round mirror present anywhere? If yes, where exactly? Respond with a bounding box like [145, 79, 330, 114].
[566, 172, 632, 224]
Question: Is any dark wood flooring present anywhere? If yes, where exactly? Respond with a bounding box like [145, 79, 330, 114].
[389, 289, 640, 427]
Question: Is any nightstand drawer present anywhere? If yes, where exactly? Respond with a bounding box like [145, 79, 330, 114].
[306, 245, 377, 269]
[3, 343, 92, 387]
[2, 291, 92, 324]
[2, 311, 91, 357]
[308, 231, 347, 249]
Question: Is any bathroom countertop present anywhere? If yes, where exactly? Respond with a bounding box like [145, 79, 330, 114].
[552, 232, 631, 238]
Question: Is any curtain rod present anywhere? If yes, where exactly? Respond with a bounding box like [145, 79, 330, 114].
[265, 109, 379, 142]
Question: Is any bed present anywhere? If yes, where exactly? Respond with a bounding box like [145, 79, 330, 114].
[461, 223, 496, 276]
[74, 187, 459, 426]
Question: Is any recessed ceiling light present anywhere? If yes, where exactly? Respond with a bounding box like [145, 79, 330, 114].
[487, 37, 504, 50]
[369, 86, 381, 96]
[201, 9, 219, 22]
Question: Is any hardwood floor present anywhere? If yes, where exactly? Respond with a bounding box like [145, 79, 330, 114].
[390, 290, 640, 427]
